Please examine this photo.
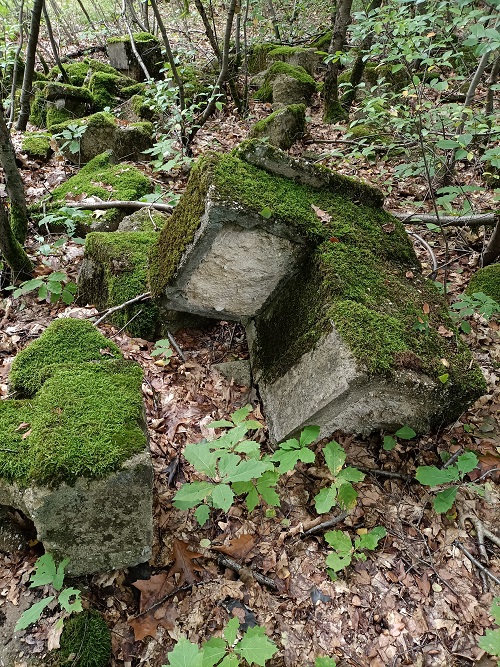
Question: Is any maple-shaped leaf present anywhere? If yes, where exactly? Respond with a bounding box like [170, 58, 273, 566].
[213, 534, 256, 559]
[168, 539, 204, 585]
[235, 626, 278, 666]
[165, 636, 204, 667]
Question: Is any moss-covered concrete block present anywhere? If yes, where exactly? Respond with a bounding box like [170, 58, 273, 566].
[267, 46, 326, 76]
[466, 264, 500, 303]
[47, 58, 121, 86]
[44, 151, 152, 232]
[29, 82, 93, 129]
[150, 140, 485, 440]
[247, 42, 281, 74]
[1, 319, 153, 574]
[88, 71, 138, 110]
[52, 111, 153, 164]
[21, 132, 52, 160]
[254, 62, 316, 104]
[107, 32, 162, 81]
[249, 104, 306, 149]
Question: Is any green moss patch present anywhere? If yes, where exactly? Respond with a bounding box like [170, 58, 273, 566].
[9, 317, 122, 397]
[46, 152, 152, 230]
[21, 133, 52, 159]
[247, 42, 280, 74]
[88, 71, 137, 110]
[466, 264, 500, 303]
[254, 61, 316, 102]
[83, 231, 161, 339]
[55, 610, 111, 667]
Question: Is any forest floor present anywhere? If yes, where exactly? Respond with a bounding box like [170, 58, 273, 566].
[0, 40, 499, 667]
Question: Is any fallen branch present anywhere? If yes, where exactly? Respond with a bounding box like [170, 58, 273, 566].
[454, 540, 500, 585]
[214, 554, 278, 590]
[356, 466, 411, 482]
[390, 211, 498, 227]
[92, 292, 151, 326]
[301, 511, 349, 537]
[65, 201, 174, 213]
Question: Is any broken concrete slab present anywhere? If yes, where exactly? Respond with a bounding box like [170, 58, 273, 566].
[107, 32, 162, 81]
[212, 360, 252, 387]
[1, 319, 153, 574]
[150, 140, 485, 440]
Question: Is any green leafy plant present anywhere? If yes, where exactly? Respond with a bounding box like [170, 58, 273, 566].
[450, 292, 500, 334]
[38, 206, 89, 240]
[478, 598, 500, 665]
[314, 440, 365, 514]
[315, 658, 337, 667]
[415, 451, 479, 513]
[173, 405, 278, 525]
[383, 425, 417, 451]
[269, 424, 318, 472]
[53, 123, 87, 156]
[15, 553, 82, 632]
[162, 617, 278, 667]
[151, 338, 174, 364]
[142, 134, 193, 173]
[7, 271, 77, 304]
[324, 526, 387, 580]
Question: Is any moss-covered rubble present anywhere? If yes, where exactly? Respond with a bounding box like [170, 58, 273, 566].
[1, 319, 146, 488]
[466, 264, 500, 303]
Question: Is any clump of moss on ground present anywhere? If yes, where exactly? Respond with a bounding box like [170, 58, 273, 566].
[83, 231, 161, 339]
[55, 610, 111, 667]
[466, 264, 500, 303]
[21, 133, 52, 159]
[254, 61, 316, 102]
[9, 317, 122, 397]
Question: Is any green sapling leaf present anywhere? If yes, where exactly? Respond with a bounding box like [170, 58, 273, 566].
[433, 486, 458, 513]
[337, 467, 365, 483]
[337, 481, 358, 510]
[201, 637, 227, 666]
[30, 553, 57, 588]
[165, 636, 204, 667]
[260, 206, 272, 219]
[394, 426, 416, 440]
[234, 625, 278, 666]
[231, 405, 253, 425]
[14, 596, 55, 631]
[195, 505, 211, 526]
[383, 435, 397, 451]
[224, 616, 239, 645]
[315, 658, 337, 667]
[299, 425, 320, 446]
[478, 628, 500, 658]
[456, 451, 478, 475]
[355, 526, 387, 551]
[415, 466, 458, 486]
[211, 484, 234, 512]
[184, 442, 218, 476]
[315, 486, 338, 514]
[323, 441, 346, 476]
[325, 530, 352, 557]
[173, 481, 214, 510]
[58, 587, 83, 613]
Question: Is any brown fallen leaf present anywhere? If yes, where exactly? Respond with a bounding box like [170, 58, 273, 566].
[213, 534, 256, 560]
[311, 204, 332, 223]
[130, 573, 178, 641]
[167, 539, 204, 585]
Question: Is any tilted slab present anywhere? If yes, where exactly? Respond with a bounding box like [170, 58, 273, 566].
[2, 319, 153, 574]
[150, 141, 485, 439]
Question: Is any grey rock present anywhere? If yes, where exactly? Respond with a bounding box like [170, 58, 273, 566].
[213, 360, 252, 387]
[249, 103, 306, 149]
[272, 74, 313, 107]
[0, 451, 153, 576]
[0, 507, 29, 554]
[118, 208, 169, 232]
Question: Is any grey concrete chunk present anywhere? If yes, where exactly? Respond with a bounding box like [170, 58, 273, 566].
[213, 360, 252, 387]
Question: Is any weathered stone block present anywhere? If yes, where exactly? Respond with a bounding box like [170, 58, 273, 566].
[1, 319, 153, 574]
[267, 46, 326, 76]
[249, 103, 306, 149]
[107, 33, 162, 81]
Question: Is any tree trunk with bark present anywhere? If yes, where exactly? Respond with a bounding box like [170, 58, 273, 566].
[0, 104, 29, 244]
[16, 0, 44, 131]
[323, 0, 353, 123]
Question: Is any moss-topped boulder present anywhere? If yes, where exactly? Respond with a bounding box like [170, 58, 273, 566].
[149, 140, 485, 440]
[29, 82, 94, 129]
[249, 104, 306, 149]
[0, 318, 153, 574]
[21, 132, 52, 160]
[253, 62, 316, 104]
[88, 71, 138, 110]
[267, 46, 326, 76]
[47, 58, 121, 86]
[247, 42, 281, 74]
[51, 111, 153, 164]
[44, 151, 152, 232]
[466, 264, 500, 303]
[107, 32, 162, 81]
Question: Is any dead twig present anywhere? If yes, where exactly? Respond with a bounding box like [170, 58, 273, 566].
[167, 331, 186, 362]
[454, 540, 500, 585]
[391, 211, 497, 227]
[92, 292, 151, 327]
[356, 466, 412, 482]
[214, 554, 278, 590]
[301, 511, 349, 537]
[65, 201, 173, 213]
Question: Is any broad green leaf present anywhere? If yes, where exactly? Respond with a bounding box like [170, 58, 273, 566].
[324, 530, 352, 557]
[53, 558, 69, 591]
[224, 617, 240, 645]
[20, 279, 44, 292]
[243, 420, 262, 431]
[355, 526, 387, 551]
[231, 405, 253, 425]
[276, 438, 300, 451]
[297, 448, 315, 465]
[299, 425, 320, 446]
[58, 587, 82, 613]
[491, 598, 500, 625]
[221, 457, 271, 483]
[337, 467, 365, 483]
[315, 658, 337, 667]
[270, 449, 302, 473]
[14, 596, 55, 631]
[478, 628, 500, 657]
[219, 656, 239, 667]
[195, 505, 211, 526]
[208, 420, 234, 429]
[48, 271, 67, 281]
[30, 553, 57, 588]
[184, 442, 218, 476]
[235, 626, 278, 666]
[173, 482, 214, 510]
[415, 466, 458, 486]
[325, 551, 352, 573]
[201, 637, 227, 667]
[61, 289, 75, 305]
[234, 440, 261, 457]
[260, 206, 272, 219]
[394, 426, 416, 440]
[337, 482, 358, 510]
[211, 484, 234, 512]
[256, 471, 280, 507]
[165, 636, 204, 667]
[315, 486, 338, 514]
[245, 485, 260, 512]
[456, 451, 478, 475]
[438, 373, 449, 384]
[433, 487, 458, 513]
[323, 441, 346, 476]
[436, 139, 461, 149]
[38, 284, 48, 300]
[383, 435, 397, 451]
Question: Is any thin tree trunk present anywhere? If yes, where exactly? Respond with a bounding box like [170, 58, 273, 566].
[42, 2, 70, 82]
[125, 0, 146, 31]
[0, 105, 29, 244]
[266, 0, 281, 42]
[193, 0, 221, 62]
[122, 0, 151, 78]
[482, 215, 500, 266]
[486, 53, 500, 115]
[0, 199, 33, 281]
[75, 0, 96, 31]
[323, 0, 353, 123]
[149, 0, 185, 113]
[17, 0, 44, 131]
[8, 0, 25, 128]
[342, 0, 382, 113]
[188, 0, 238, 145]
[141, 0, 150, 32]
